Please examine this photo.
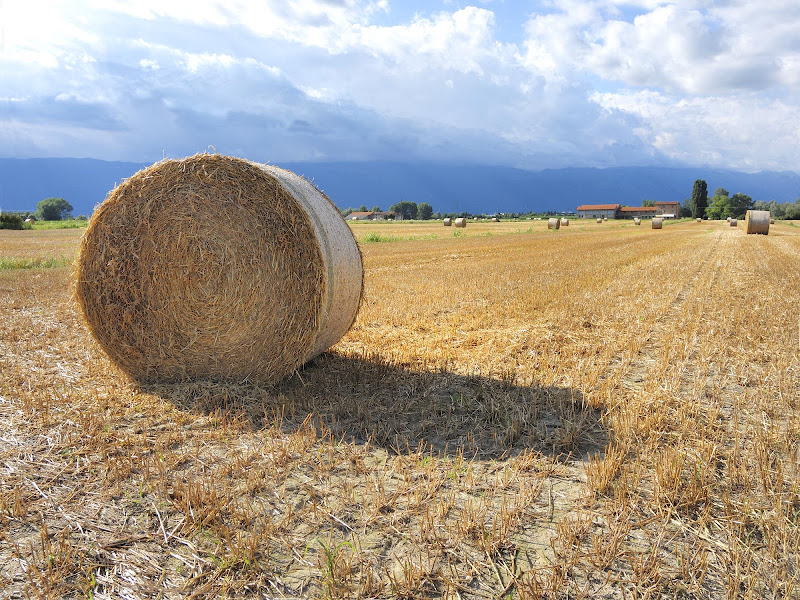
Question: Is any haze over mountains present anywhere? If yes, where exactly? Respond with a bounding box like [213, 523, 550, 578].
[1, 158, 799, 218]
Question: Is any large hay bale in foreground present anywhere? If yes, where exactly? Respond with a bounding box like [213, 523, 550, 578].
[454, 218, 467, 228]
[652, 218, 663, 229]
[548, 218, 560, 230]
[75, 154, 363, 384]
[745, 210, 770, 235]
[443, 218, 452, 226]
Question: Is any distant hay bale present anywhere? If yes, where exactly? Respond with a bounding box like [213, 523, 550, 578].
[745, 210, 770, 235]
[597, 218, 602, 223]
[75, 154, 363, 384]
[443, 217, 452, 226]
[696, 218, 702, 222]
[603, 217, 608, 221]
[454, 217, 467, 228]
[727, 216, 732, 222]
[634, 218, 641, 225]
[770, 218, 775, 224]
[561, 218, 569, 226]
[491, 217, 499, 222]
[730, 219, 738, 227]
[652, 218, 663, 229]
[548, 218, 560, 230]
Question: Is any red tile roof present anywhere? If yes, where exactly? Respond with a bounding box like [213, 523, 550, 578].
[576, 204, 620, 211]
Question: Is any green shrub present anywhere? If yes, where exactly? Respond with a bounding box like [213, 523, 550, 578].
[0, 213, 25, 230]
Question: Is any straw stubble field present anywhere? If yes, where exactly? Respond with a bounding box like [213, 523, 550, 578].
[1, 219, 799, 599]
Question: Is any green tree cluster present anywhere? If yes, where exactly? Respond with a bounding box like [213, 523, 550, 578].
[35, 197, 73, 221]
[752, 199, 800, 220]
[705, 188, 753, 220]
[0, 213, 26, 229]
[389, 201, 418, 219]
[417, 202, 433, 220]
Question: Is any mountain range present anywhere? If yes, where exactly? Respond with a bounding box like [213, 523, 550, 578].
[1, 157, 798, 217]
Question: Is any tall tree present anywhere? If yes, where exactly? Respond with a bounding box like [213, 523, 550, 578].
[417, 202, 433, 220]
[389, 201, 418, 220]
[729, 193, 753, 219]
[690, 180, 708, 219]
[705, 189, 730, 220]
[35, 197, 73, 221]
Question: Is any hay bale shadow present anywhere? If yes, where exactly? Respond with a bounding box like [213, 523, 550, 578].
[144, 351, 608, 461]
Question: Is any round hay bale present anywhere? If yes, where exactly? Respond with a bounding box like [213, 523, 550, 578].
[696, 218, 702, 222]
[744, 210, 770, 235]
[561, 218, 569, 226]
[652, 218, 663, 229]
[596, 218, 602, 223]
[443, 217, 452, 226]
[730, 219, 738, 227]
[770, 218, 775, 225]
[491, 217, 499, 223]
[75, 154, 363, 384]
[634, 218, 641, 225]
[603, 217, 608, 221]
[454, 217, 467, 228]
[726, 216, 732, 222]
[548, 218, 560, 230]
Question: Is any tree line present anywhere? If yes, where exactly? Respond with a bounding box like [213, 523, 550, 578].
[0, 197, 79, 229]
[340, 201, 435, 220]
[686, 179, 800, 220]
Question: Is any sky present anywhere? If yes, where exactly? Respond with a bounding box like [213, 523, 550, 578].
[1, 0, 799, 172]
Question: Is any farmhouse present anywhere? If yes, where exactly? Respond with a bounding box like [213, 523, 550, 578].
[618, 206, 658, 219]
[654, 201, 680, 218]
[348, 211, 397, 221]
[576, 204, 620, 219]
[577, 201, 681, 220]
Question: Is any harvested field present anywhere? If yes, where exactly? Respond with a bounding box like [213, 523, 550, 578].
[1, 219, 799, 599]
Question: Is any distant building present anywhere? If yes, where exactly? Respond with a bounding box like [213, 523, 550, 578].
[576, 204, 621, 219]
[618, 206, 658, 219]
[348, 211, 397, 221]
[654, 201, 680, 218]
[577, 201, 681, 219]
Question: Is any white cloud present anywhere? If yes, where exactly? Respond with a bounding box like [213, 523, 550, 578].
[520, 0, 800, 96]
[1, 0, 799, 171]
[591, 90, 800, 171]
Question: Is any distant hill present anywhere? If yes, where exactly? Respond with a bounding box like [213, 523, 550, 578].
[0, 158, 146, 217]
[2, 158, 798, 217]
